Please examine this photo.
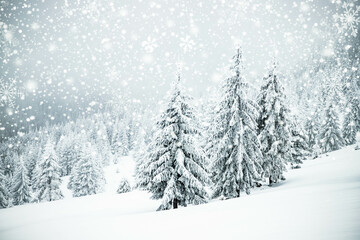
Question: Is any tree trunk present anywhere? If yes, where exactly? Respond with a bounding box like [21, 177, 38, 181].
[173, 198, 178, 209]
[269, 176, 273, 186]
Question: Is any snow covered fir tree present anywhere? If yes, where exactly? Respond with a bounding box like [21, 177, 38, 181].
[290, 118, 310, 168]
[319, 103, 344, 153]
[211, 48, 263, 199]
[117, 178, 131, 194]
[68, 142, 105, 197]
[0, 169, 11, 208]
[257, 62, 292, 185]
[343, 107, 357, 146]
[138, 74, 210, 210]
[35, 139, 64, 202]
[12, 156, 31, 206]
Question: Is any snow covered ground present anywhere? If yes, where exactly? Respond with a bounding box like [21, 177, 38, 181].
[0, 147, 359, 240]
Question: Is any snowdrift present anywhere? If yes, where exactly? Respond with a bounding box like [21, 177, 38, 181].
[0, 147, 359, 240]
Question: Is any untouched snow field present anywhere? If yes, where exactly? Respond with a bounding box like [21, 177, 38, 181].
[0, 147, 360, 240]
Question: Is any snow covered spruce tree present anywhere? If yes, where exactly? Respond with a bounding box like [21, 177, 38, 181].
[35, 140, 64, 202]
[12, 156, 31, 206]
[304, 105, 322, 150]
[257, 62, 292, 185]
[68, 142, 105, 197]
[211, 48, 263, 199]
[343, 103, 358, 146]
[57, 133, 80, 176]
[343, 70, 360, 133]
[144, 75, 210, 210]
[0, 169, 11, 208]
[117, 178, 131, 194]
[95, 121, 113, 167]
[24, 142, 41, 182]
[134, 145, 153, 191]
[3, 152, 15, 179]
[290, 118, 310, 168]
[134, 128, 152, 190]
[319, 103, 344, 153]
[111, 121, 129, 159]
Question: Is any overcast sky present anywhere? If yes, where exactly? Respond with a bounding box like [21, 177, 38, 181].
[0, 0, 350, 138]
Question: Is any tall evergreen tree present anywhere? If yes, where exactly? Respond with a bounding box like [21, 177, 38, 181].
[304, 104, 322, 151]
[111, 122, 129, 160]
[290, 118, 310, 168]
[257, 62, 292, 185]
[57, 134, 77, 176]
[36, 140, 64, 202]
[134, 143, 153, 191]
[343, 66, 360, 132]
[24, 142, 41, 182]
[3, 152, 15, 179]
[343, 102, 358, 146]
[95, 121, 113, 166]
[0, 169, 11, 208]
[319, 103, 344, 153]
[211, 48, 263, 199]
[145, 75, 210, 210]
[134, 128, 152, 190]
[12, 156, 31, 206]
[68, 142, 105, 197]
[204, 89, 220, 163]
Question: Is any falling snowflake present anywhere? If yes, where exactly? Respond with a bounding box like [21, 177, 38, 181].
[106, 66, 121, 83]
[0, 79, 19, 108]
[223, 1, 252, 26]
[333, 1, 360, 37]
[78, 0, 102, 19]
[0, 23, 19, 60]
[141, 37, 158, 53]
[321, 68, 344, 103]
[180, 36, 195, 52]
[61, 5, 75, 18]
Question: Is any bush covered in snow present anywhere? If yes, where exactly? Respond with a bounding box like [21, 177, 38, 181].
[117, 179, 131, 194]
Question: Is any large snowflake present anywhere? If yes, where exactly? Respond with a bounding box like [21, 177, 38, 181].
[0, 79, 19, 108]
[180, 36, 195, 53]
[142, 37, 158, 53]
[333, 1, 360, 37]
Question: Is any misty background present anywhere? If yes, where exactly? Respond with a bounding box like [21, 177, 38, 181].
[0, 0, 358, 140]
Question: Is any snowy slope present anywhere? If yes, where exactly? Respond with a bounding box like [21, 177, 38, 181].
[0, 147, 360, 240]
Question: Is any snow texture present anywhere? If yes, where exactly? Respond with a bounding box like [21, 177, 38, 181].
[0, 147, 359, 240]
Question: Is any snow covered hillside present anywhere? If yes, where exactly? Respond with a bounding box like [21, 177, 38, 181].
[0, 147, 359, 240]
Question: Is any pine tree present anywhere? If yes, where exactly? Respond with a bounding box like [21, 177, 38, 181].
[343, 103, 357, 145]
[211, 48, 263, 198]
[305, 118, 318, 148]
[111, 122, 129, 161]
[290, 118, 310, 168]
[117, 178, 131, 194]
[95, 121, 113, 166]
[57, 134, 78, 176]
[36, 140, 64, 202]
[12, 156, 31, 206]
[145, 75, 210, 210]
[0, 169, 11, 208]
[204, 89, 220, 163]
[319, 103, 344, 153]
[304, 104, 322, 151]
[343, 68, 360, 132]
[68, 142, 105, 197]
[134, 128, 152, 190]
[257, 62, 292, 185]
[24, 142, 41, 182]
[3, 152, 15, 179]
